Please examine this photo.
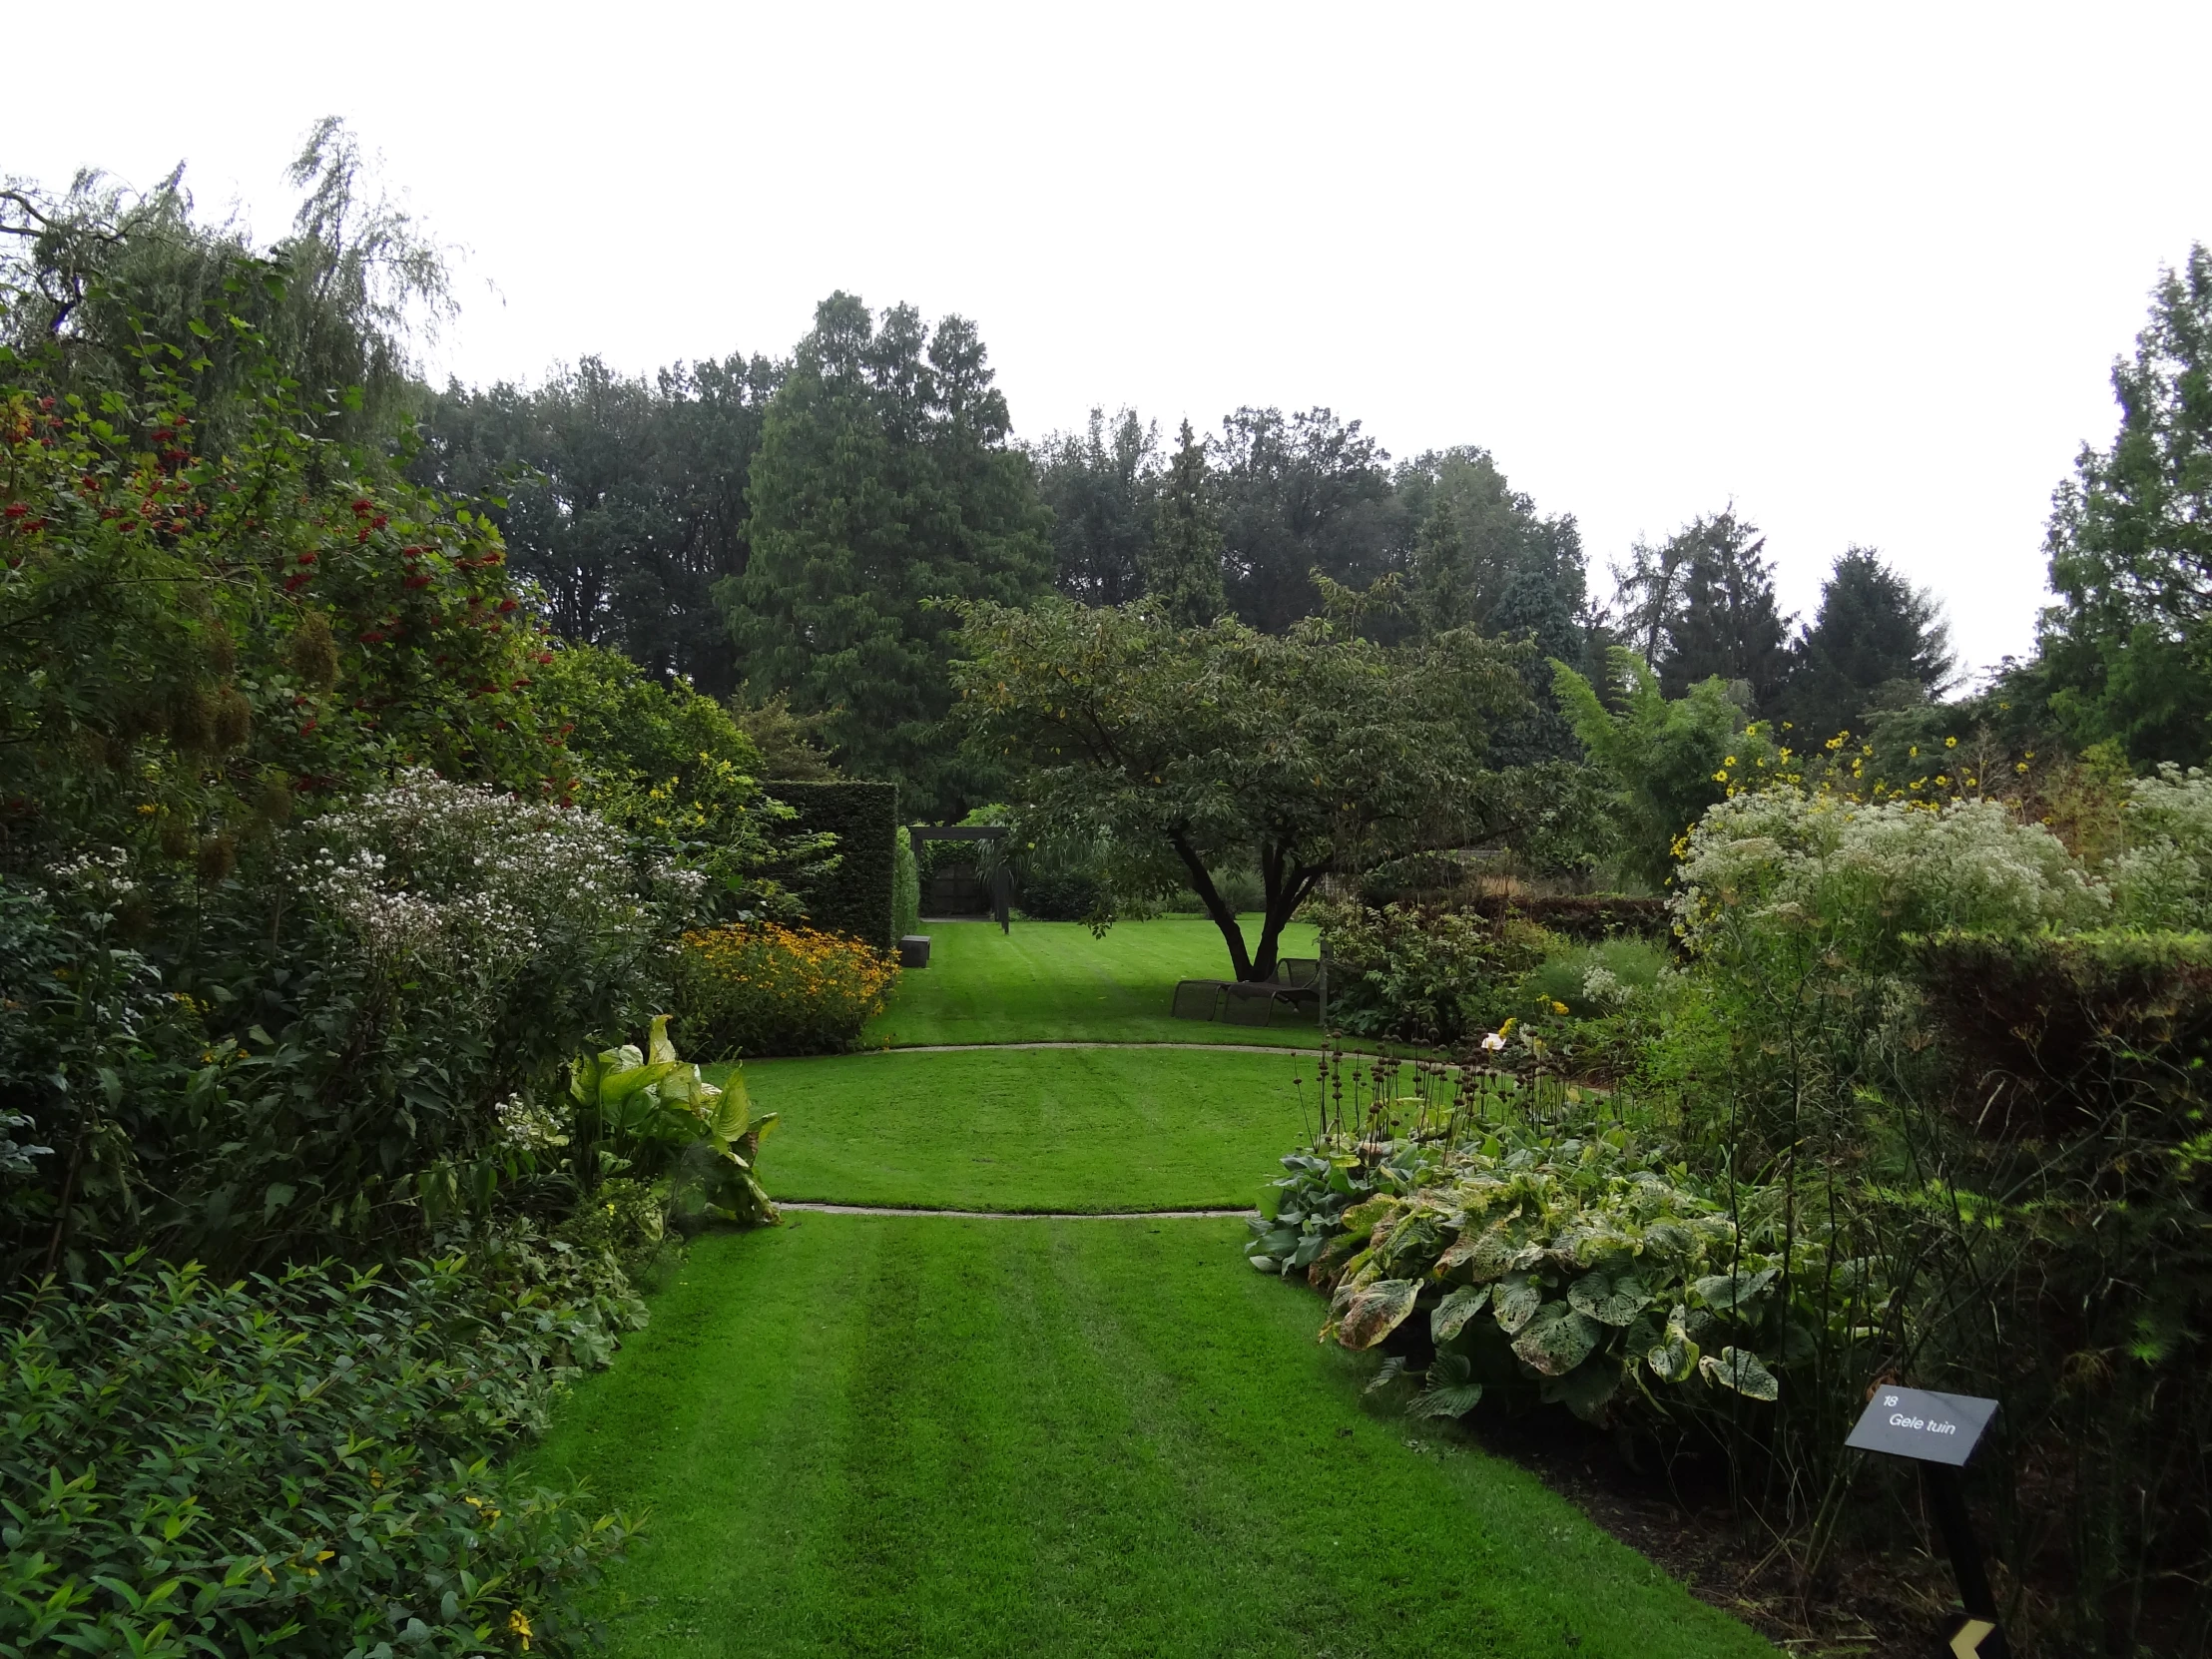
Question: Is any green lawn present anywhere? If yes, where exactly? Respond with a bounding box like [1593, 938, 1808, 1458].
[531, 1216, 1777, 1659]
[741, 1045, 1315, 1212]
[863, 915, 1327, 1047]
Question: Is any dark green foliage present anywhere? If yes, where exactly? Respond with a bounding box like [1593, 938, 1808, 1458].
[2036, 245, 2212, 766]
[410, 351, 782, 697]
[1017, 868, 1110, 921]
[1398, 448, 1591, 760]
[1142, 419, 1226, 627]
[1615, 511, 1793, 715]
[764, 780, 899, 946]
[0, 1249, 638, 1658]
[1212, 406, 1404, 634]
[729, 293, 1051, 814]
[1033, 406, 1158, 606]
[1310, 902, 1546, 1045]
[531, 643, 815, 921]
[1779, 549, 1955, 740]
[955, 599, 1529, 983]
[1910, 928, 2212, 1650]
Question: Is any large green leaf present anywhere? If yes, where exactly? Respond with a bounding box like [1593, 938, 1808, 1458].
[647, 1014, 679, 1067]
[1511, 1301, 1602, 1377]
[1646, 1308, 1700, 1384]
[1691, 1266, 1777, 1313]
[1567, 1269, 1652, 1328]
[1430, 1283, 1491, 1344]
[597, 1059, 684, 1106]
[1699, 1347, 1780, 1400]
[1410, 1350, 1484, 1419]
[1436, 1224, 1518, 1283]
[1336, 1279, 1421, 1351]
[1489, 1272, 1543, 1336]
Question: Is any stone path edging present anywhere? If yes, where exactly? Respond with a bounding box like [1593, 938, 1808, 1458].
[779, 1201, 1258, 1220]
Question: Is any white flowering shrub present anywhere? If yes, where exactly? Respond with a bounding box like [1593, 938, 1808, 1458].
[304, 770, 648, 981]
[1671, 790, 2103, 969]
[2111, 765, 2212, 929]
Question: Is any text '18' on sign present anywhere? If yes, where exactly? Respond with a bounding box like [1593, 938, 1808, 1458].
[1844, 1386, 1998, 1467]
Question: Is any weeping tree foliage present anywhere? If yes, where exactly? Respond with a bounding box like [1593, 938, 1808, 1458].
[953, 598, 1527, 981]
[0, 118, 449, 453]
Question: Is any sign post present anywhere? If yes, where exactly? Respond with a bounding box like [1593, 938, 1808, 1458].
[1844, 1385, 2009, 1659]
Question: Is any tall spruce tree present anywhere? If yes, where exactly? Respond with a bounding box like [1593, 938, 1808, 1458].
[1143, 419, 1227, 627]
[726, 292, 1049, 814]
[1615, 510, 1793, 714]
[1779, 549, 1955, 739]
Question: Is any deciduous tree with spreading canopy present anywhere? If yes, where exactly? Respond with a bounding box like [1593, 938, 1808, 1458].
[953, 598, 1527, 981]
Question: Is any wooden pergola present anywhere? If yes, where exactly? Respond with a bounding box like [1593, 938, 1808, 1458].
[906, 825, 1012, 932]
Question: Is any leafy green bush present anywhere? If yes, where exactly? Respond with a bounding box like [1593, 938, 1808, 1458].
[0, 1251, 637, 1658]
[1018, 869, 1109, 921]
[1314, 901, 1548, 1045]
[1521, 937, 1670, 1019]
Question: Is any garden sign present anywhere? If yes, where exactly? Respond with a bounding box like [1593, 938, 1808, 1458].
[1846, 1386, 2008, 1659]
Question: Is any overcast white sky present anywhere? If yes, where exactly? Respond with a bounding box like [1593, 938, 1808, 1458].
[9, 2, 2208, 674]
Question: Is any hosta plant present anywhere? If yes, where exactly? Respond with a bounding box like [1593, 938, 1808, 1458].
[569, 1017, 780, 1226]
[1251, 1125, 1861, 1427]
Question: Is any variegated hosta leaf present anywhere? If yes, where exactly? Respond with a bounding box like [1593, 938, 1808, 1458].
[1337, 1278, 1421, 1351]
[1490, 1273, 1543, 1336]
[1339, 1195, 1399, 1239]
[1512, 1301, 1602, 1377]
[1699, 1346, 1780, 1400]
[1691, 1267, 1778, 1312]
[1430, 1283, 1491, 1344]
[1646, 1326, 1699, 1384]
[1436, 1224, 1516, 1282]
[1567, 1270, 1652, 1328]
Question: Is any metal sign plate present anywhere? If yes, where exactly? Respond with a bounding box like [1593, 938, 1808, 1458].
[1845, 1386, 1998, 1466]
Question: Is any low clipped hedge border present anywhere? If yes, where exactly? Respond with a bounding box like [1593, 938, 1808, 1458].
[765, 780, 898, 947]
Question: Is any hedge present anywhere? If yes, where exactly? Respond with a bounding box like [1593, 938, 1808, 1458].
[764, 780, 899, 947]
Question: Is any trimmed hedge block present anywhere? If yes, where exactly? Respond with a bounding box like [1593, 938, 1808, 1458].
[764, 780, 898, 947]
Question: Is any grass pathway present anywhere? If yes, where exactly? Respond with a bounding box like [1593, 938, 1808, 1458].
[861, 916, 1329, 1047]
[535, 919, 1776, 1657]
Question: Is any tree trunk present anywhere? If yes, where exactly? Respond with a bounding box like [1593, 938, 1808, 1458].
[1168, 830, 1253, 980]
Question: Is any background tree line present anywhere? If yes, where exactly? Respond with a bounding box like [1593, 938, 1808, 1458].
[19, 127, 2194, 835]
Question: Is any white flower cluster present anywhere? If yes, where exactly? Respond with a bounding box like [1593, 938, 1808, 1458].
[2113, 765, 2212, 929]
[47, 846, 138, 895]
[1580, 964, 1628, 1007]
[1671, 791, 2104, 953]
[302, 770, 645, 972]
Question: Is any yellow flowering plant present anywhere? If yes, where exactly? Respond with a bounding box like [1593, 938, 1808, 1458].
[674, 923, 899, 1059]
